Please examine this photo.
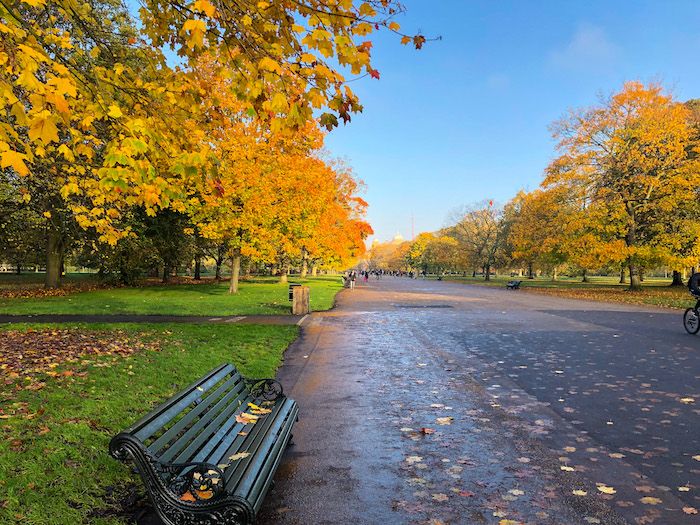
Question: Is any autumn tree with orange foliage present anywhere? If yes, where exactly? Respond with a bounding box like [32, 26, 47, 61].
[546, 82, 700, 289]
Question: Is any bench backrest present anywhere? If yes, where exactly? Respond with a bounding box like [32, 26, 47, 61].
[122, 364, 255, 466]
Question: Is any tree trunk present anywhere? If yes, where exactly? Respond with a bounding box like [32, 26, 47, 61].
[628, 264, 641, 290]
[581, 268, 589, 283]
[484, 264, 491, 281]
[194, 256, 201, 280]
[311, 265, 318, 277]
[229, 249, 241, 294]
[162, 264, 172, 283]
[527, 262, 534, 279]
[279, 263, 289, 283]
[15, 263, 20, 275]
[619, 266, 626, 284]
[552, 266, 558, 281]
[300, 247, 308, 278]
[45, 229, 64, 289]
[671, 270, 684, 286]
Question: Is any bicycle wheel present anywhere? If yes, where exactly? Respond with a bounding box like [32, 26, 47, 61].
[683, 308, 700, 334]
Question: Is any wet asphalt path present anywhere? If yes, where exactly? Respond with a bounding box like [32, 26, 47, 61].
[259, 277, 699, 525]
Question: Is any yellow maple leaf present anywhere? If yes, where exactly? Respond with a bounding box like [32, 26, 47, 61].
[639, 497, 662, 505]
[259, 56, 281, 73]
[182, 19, 207, 49]
[28, 112, 59, 143]
[388, 21, 400, 31]
[107, 105, 123, 118]
[21, 0, 45, 7]
[0, 150, 29, 176]
[192, 0, 216, 17]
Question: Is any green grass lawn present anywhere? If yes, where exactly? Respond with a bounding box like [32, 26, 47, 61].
[438, 274, 693, 309]
[0, 322, 298, 525]
[0, 275, 344, 316]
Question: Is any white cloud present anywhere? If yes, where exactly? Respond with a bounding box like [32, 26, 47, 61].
[549, 24, 620, 73]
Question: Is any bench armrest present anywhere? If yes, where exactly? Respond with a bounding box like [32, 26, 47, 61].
[110, 434, 225, 500]
[243, 378, 284, 401]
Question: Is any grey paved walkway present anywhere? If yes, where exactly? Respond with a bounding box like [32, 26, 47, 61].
[0, 314, 305, 325]
[258, 277, 699, 524]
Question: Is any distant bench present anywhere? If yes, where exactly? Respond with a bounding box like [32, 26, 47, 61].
[506, 280, 522, 290]
[109, 363, 298, 525]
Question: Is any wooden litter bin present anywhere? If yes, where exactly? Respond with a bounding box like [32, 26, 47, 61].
[291, 285, 310, 315]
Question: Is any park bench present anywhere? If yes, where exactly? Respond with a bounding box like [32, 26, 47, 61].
[109, 363, 298, 525]
[506, 280, 522, 290]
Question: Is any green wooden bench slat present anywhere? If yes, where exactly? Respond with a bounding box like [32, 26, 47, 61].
[132, 364, 235, 441]
[161, 384, 252, 464]
[147, 373, 244, 455]
[249, 402, 298, 512]
[223, 401, 289, 488]
[234, 400, 296, 501]
[205, 400, 285, 469]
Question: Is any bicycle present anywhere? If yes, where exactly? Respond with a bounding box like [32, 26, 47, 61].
[683, 273, 700, 335]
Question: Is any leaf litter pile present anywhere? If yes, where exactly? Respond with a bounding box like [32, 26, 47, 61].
[0, 328, 159, 402]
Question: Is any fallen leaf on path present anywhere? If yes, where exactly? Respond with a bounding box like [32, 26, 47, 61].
[228, 452, 251, 461]
[596, 484, 616, 495]
[431, 493, 448, 502]
[683, 507, 698, 515]
[420, 427, 436, 435]
[639, 497, 662, 505]
[436, 417, 453, 425]
[572, 490, 587, 496]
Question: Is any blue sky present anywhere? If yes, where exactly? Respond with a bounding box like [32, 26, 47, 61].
[322, 0, 700, 243]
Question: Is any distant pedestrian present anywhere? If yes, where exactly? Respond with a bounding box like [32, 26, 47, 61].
[364, 271, 369, 283]
[349, 270, 356, 290]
